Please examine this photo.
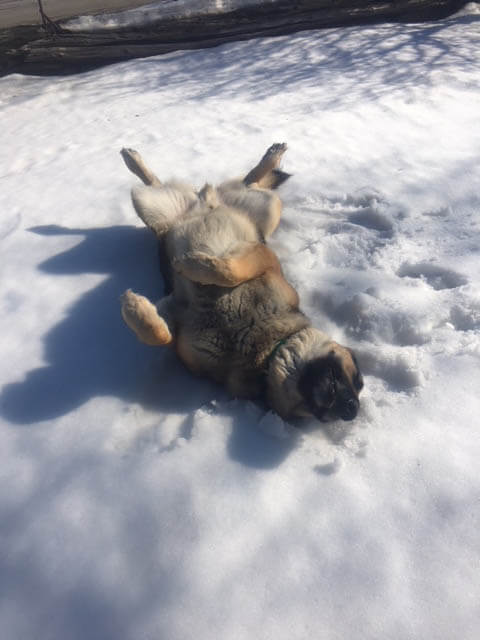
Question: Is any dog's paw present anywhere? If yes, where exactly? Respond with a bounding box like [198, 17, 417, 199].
[121, 289, 172, 346]
[260, 143, 288, 169]
[120, 147, 141, 169]
[265, 142, 288, 157]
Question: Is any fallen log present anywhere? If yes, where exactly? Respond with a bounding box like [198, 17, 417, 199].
[0, 0, 468, 76]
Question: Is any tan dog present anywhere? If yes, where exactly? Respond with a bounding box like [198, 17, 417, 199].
[120, 144, 363, 421]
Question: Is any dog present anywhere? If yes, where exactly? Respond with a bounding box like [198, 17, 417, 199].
[120, 143, 363, 421]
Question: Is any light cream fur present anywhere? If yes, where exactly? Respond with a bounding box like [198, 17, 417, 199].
[121, 289, 172, 346]
[119, 145, 362, 420]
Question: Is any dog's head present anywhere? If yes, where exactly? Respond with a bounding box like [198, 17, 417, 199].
[297, 344, 363, 422]
[266, 328, 364, 422]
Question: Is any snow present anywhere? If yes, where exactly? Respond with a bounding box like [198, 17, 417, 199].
[65, 0, 276, 30]
[1, 4, 480, 639]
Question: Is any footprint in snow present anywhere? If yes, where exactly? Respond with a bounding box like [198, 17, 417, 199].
[355, 349, 422, 393]
[449, 303, 480, 331]
[314, 457, 342, 476]
[313, 292, 431, 346]
[348, 209, 394, 235]
[397, 261, 467, 290]
[0, 212, 21, 240]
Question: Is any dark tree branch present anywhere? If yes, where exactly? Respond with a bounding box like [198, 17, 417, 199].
[36, 0, 64, 35]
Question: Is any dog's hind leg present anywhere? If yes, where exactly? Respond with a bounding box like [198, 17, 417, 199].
[243, 143, 291, 190]
[218, 143, 290, 239]
[218, 186, 283, 240]
[120, 148, 199, 238]
[130, 184, 198, 238]
[121, 290, 174, 346]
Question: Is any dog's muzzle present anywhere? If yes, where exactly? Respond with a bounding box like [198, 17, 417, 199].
[336, 396, 359, 421]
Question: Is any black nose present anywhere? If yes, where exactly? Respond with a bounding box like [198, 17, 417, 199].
[340, 398, 359, 421]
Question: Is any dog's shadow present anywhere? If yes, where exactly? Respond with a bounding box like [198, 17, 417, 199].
[0, 224, 297, 468]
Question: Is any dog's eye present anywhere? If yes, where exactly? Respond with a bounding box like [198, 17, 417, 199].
[329, 369, 337, 395]
[353, 371, 364, 391]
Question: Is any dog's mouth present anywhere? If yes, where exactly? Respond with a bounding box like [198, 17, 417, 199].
[292, 397, 360, 423]
[311, 397, 359, 423]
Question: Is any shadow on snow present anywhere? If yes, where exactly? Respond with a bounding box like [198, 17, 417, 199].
[0, 223, 297, 468]
[60, 12, 480, 109]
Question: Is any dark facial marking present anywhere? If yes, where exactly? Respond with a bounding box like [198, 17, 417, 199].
[298, 355, 336, 420]
[298, 350, 361, 422]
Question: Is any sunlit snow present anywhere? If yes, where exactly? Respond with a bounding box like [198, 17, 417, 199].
[1, 4, 479, 639]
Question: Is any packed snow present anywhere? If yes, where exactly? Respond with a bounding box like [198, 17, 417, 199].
[1, 3, 479, 639]
[65, 0, 276, 30]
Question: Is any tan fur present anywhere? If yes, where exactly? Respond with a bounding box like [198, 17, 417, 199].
[174, 242, 281, 287]
[121, 290, 172, 346]
[243, 142, 287, 187]
[120, 148, 162, 187]
[119, 145, 362, 420]
[334, 344, 358, 384]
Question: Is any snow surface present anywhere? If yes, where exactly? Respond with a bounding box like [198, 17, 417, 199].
[1, 4, 480, 639]
[65, 0, 275, 30]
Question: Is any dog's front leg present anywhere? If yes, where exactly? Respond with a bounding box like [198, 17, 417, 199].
[121, 290, 174, 346]
[120, 148, 162, 187]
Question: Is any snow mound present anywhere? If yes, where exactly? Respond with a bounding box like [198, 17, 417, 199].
[1, 5, 480, 640]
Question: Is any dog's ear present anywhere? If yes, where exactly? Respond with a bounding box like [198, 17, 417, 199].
[353, 369, 364, 392]
[298, 354, 337, 420]
[347, 348, 364, 392]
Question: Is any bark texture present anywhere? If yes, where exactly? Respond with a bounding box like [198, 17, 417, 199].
[0, 0, 468, 76]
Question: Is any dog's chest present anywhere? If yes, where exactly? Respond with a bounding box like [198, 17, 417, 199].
[189, 280, 295, 364]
